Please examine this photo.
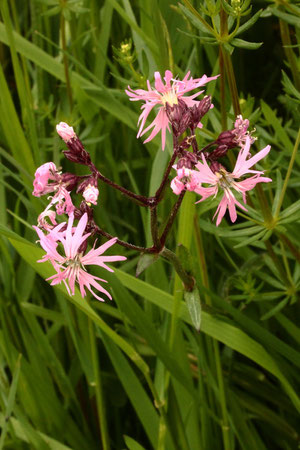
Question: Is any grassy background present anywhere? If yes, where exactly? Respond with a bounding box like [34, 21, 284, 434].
[0, 0, 299, 449]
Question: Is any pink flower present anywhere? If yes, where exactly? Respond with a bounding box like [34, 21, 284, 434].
[194, 137, 272, 226]
[126, 70, 219, 150]
[32, 162, 58, 196]
[32, 161, 76, 226]
[170, 167, 199, 195]
[34, 213, 126, 301]
[83, 184, 99, 205]
[52, 186, 75, 215]
[37, 210, 57, 231]
[56, 122, 76, 142]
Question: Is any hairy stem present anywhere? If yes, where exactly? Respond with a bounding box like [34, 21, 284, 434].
[160, 191, 186, 248]
[95, 227, 156, 253]
[150, 206, 160, 247]
[161, 247, 195, 292]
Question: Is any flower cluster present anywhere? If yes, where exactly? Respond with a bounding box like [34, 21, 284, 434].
[127, 70, 271, 226]
[169, 136, 271, 225]
[33, 123, 125, 300]
[32, 68, 271, 301]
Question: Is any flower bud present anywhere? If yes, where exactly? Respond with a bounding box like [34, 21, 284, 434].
[32, 162, 58, 196]
[209, 145, 229, 160]
[216, 130, 236, 147]
[56, 122, 76, 142]
[189, 96, 212, 128]
[83, 184, 99, 205]
[209, 161, 223, 173]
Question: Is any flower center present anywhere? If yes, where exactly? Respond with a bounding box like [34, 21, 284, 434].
[161, 89, 178, 107]
[216, 169, 234, 190]
[66, 253, 82, 269]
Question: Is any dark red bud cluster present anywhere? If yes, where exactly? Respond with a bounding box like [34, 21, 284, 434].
[189, 96, 212, 129]
[63, 137, 92, 166]
[177, 151, 198, 169]
[165, 100, 191, 137]
[166, 96, 212, 138]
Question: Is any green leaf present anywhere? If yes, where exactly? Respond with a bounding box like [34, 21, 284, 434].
[270, 7, 300, 28]
[102, 336, 160, 449]
[281, 70, 300, 100]
[261, 100, 294, 152]
[260, 297, 289, 321]
[178, 3, 213, 34]
[0, 355, 22, 450]
[184, 288, 202, 331]
[114, 269, 300, 411]
[124, 436, 147, 450]
[221, 0, 234, 15]
[235, 9, 263, 36]
[231, 38, 263, 50]
[0, 22, 137, 130]
[136, 253, 158, 277]
[272, 170, 283, 216]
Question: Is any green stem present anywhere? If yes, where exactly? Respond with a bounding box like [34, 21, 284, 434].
[60, 12, 73, 110]
[144, 373, 179, 450]
[182, 0, 217, 36]
[193, 217, 231, 450]
[274, 127, 300, 218]
[256, 183, 273, 224]
[279, 19, 300, 91]
[150, 206, 160, 247]
[222, 50, 240, 116]
[277, 233, 300, 264]
[264, 240, 291, 287]
[161, 247, 195, 291]
[88, 319, 110, 450]
[219, 47, 227, 131]
[219, 6, 227, 131]
[279, 240, 294, 287]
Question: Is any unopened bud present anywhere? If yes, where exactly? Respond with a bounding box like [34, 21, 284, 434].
[189, 96, 212, 128]
[216, 130, 236, 147]
[83, 184, 99, 205]
[166, 100, 191, 137]
[209, 145, 229, 160]
[177, 157, 192, 170]
[210, 161, 223, 173]
[56, 122, 76, 142]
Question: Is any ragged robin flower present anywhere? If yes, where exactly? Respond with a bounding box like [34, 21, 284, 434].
[34, 213, 126, 301]
[193, 137, 272, 225]
[126, 70, 218, 150]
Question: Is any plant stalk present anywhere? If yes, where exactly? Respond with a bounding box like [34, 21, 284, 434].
[60, 11, 73, 110]
[88, 318, 110, 450]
